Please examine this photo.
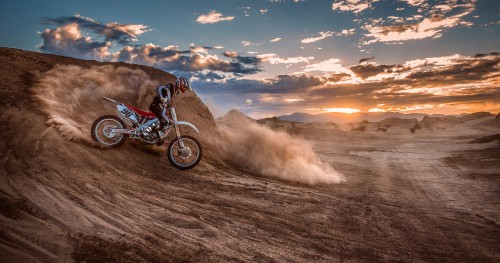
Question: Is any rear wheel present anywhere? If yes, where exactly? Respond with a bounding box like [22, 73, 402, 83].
[91, 115, 127, 147]
[167, 136, 202, 170]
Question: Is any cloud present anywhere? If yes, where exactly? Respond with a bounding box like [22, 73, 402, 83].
[328, 73, 351, 82]
[270, 74, 327, 91]
[270, 37, 282, 42]
[194, 71, 226, 81]
[39, 15, 261, 77]
[196, 53, 500, 116]
[301, 31, 334, 44]
[189, 46, 220, 54]
[223, 51, 239, 58]
[301, 58, 351, 74]
[474, 52, 499, 58]
[115, 44, 262, 75]
[362, 1, 476, 44]
[196, 74, 327, 96]
[434, 4, 453, 12]
[403, 54, 500, 86]
[301, 29, 355, 44]
[402, 54, 462, 68]
[42, 13, 151, 44]
[196, 10, 235, 24]
[316, 53, 499, 105]
[332, 0, 379, 14]
[114, 44, 181, 64]
[241, 41, 253, 46]
[103, 23, 150, 43]
[234, 55, 262, 66]
[334, 1, 477, 45]
[39, 23, 110, 59]
[339, 29, 356, 35]
[170, 55, 262, 75]
[350, 63, 408, 79]
[222, 51, 263, 65]
[239, 6, 251, 17]
[364, 15, 470, 44]
[257, 54, 314, 64]
[358, 56, 375, 64]
[401, 0, 426, 7]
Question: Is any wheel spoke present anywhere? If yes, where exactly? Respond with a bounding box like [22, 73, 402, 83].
[95, 119, 124, 146]
[168, 137, 201, 168]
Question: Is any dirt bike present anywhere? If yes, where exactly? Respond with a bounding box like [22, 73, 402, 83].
[91, 97, 202, 170]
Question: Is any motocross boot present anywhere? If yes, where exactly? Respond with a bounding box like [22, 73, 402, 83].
[155, 118, 170, 146]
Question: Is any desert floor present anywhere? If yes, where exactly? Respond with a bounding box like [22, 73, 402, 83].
[2, 118, 499, 262]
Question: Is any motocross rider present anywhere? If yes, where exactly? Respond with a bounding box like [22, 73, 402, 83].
[149, 76, 192, 129]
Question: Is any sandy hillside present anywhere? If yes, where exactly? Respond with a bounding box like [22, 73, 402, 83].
[1, 48, 499, 263]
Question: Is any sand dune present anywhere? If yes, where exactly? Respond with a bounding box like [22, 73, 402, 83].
[1, 48, 499, 262]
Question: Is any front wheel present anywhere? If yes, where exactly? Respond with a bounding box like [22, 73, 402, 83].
[167, 136, 202, 170]
[91, 115, 127, 147]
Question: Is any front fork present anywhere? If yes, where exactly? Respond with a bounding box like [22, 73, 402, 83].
[164, 107, 185, 148]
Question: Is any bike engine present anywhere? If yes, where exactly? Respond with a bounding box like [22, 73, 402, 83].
[142, 130, 158, 141]
[137, 119, 160, 144]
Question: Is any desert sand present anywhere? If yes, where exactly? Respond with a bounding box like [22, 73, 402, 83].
[1, 48, 499, 262]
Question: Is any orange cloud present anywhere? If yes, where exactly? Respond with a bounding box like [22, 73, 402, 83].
[196, 11, 235, 24]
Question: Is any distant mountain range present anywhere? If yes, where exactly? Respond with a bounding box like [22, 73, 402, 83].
[277, 112, 447, 123]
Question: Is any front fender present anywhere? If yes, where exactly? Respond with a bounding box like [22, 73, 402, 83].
[175, 121, 200, 133]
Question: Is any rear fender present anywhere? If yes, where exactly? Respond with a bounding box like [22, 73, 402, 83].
[102, 97, 119, 104]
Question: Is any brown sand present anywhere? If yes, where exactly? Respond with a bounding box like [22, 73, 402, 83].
[1, 48, 499, 262]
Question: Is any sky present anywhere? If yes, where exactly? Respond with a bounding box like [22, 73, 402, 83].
[0, 0, 499, 118]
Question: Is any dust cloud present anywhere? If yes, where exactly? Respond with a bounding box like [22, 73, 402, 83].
[215, 111, 345, 185]
[32, 65, 343, 185]
[32, 65, 159, 144]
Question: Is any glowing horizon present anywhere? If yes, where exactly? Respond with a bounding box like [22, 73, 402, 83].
[323, 108, 362, 114]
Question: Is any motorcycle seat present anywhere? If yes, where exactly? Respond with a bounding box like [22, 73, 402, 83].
[124, 104, 156, 119]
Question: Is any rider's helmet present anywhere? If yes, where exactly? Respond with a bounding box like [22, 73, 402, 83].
[175, 76, 192, 94]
